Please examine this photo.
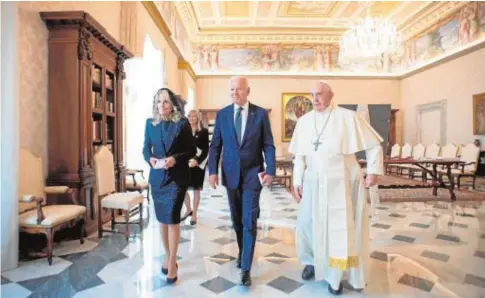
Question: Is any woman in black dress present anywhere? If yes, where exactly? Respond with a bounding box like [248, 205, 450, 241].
[181, 109, 209, 225]
[143, 88, 195, 284]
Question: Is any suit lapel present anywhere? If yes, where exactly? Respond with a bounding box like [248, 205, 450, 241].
[241, 103, 255, 146]
[163, 121, 179, 153]
[154, 123, 167, 156]
[227, 105, 239, 144]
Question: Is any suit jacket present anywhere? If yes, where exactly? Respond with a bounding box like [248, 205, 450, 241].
[192, 127, 209, 166]
[208, 102, 276, 191]
[143, 117, 196, 189]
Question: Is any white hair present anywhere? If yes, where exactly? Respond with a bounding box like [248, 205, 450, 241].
[229, 76, 249, 88]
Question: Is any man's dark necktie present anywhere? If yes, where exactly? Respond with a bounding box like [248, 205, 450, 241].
[234, 107, 243, 144]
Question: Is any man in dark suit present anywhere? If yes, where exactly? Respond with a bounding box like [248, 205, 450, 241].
[209, 76, 276, 286]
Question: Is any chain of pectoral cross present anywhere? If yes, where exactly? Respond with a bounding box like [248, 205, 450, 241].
[313, 108, 333, 151]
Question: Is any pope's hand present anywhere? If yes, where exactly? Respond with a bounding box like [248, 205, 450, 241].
[292, 185, 303, 204]
[209, 174, 219, 189]
[366, 174, 378, 188]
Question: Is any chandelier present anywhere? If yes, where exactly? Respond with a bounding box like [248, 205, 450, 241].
[340, 12, 401, 59]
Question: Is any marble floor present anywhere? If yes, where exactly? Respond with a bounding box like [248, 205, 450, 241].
[2, 184, 485, 298]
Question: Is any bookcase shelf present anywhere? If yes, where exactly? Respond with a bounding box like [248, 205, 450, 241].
[41, 11, 133, 237]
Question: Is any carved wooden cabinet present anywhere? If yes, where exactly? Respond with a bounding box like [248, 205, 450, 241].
[41, 11, 133, 236]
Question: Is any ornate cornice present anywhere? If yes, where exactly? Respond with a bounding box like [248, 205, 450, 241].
[194, 34, 342, 44]
[178, 59, 196, 81]
[174, 1, 199, 38]
[400, 1, 468, 40]
[143, 2, 196, 79]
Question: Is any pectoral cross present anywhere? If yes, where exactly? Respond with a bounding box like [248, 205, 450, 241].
[313, 139, 322, 151]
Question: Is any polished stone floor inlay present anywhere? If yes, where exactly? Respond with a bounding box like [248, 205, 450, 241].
[3, 182, 485, 298]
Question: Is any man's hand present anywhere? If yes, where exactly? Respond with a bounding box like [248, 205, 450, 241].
[365, 174, 378, 188]
[262, 174, 273, 186]
[292, 185, 303, 204]
[188, 159, 199, 168]
[163, 157, 176, 169]
[209, 174, 219, 189]
[149, 157, 158, 168]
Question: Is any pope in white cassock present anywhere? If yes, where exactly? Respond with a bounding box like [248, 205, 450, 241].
[289, 81, 384, 295]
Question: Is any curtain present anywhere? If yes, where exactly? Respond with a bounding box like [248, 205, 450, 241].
[124, 35, 164, 176]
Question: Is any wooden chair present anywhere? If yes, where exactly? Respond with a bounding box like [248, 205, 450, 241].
[94, 146, 144, 241]
[386, 144, 401, 174]
[439, 143, 480, 189]
[411, 143, 440, 181]
[126, 168, 150, 201]
[18, 149, 86, 265]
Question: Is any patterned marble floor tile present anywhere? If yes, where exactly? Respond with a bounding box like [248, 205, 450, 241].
[0, 283, 31, 298]
[420, 250, 450, 262]
[258, 237, 280, 245]
[1, 276, 11, 285]
[264, 252, 289, 264]
[5, 180, 485, 298]
[372, 223, 392, 229]
[267, 276, 303, 294]
[200, 276, 236, 294]
[1, 257, 72, 282]
[52, 239, 99, 257]
[212, 237, 236, 245]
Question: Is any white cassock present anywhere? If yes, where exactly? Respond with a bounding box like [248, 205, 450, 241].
[289, 104, 384, 290]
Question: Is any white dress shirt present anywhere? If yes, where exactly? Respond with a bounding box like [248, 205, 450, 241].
[233, 101, 249, 141]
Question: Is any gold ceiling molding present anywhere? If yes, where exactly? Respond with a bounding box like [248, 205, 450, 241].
[143, 1, 172, 39]
[172, 1, 472, 45]
[178, 59, 196, 81]
[194, 34, 342, 44]
[174, 1, 199, 38]
[222, 1, 250, 18]
[143, 1, 196, 80]
[278, 1, 339, 17]
[400, 1, 468, 40]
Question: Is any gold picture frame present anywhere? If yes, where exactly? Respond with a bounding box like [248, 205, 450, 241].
[473, 93, 485, 135]
[281, 93, 313, 142]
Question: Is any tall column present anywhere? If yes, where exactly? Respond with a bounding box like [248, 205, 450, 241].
[1, 1, 19, 271]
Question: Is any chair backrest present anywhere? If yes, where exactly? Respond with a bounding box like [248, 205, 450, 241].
[401, 143, 412, 158]
[441, 143, 458, 158]
[390, 144, 401, 158]
[460, 143, 480, 172]
[412, 143, 426, 159]
[18, 149, 45, 211]
[94, 146, 116, 196]
[425, 143, 440, 159]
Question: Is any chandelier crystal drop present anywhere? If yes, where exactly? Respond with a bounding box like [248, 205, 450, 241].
[340, 13, 401, 59]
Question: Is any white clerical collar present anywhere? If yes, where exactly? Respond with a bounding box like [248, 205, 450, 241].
[234, 101, 249, 111]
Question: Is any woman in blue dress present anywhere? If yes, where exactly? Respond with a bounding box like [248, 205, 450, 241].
[143, 88, 195, 284]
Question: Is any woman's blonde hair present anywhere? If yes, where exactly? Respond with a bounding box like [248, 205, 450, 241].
[151, 88, 182, 125]
[187, 109, 203, 131]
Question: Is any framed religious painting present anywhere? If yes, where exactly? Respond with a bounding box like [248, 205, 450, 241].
[473, 93, 485, 135]
[281, 93, 313, 142]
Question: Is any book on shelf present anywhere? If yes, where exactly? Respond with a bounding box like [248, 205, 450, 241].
[106, 123, 113, 140]
[105, 74, 113, 89]
[92, 91, 102, 109]
[107, 102, 114, 113]
[91, 66, 101, 85]
[92, 120, 102, 140]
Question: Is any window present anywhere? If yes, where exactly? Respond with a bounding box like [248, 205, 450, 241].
[185, 86, 195, 115]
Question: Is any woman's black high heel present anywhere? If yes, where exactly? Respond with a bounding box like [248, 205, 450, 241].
[166, 263, 178, 284]
[161, 262, 178, 275]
